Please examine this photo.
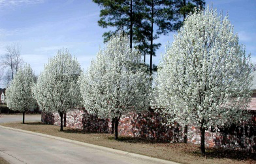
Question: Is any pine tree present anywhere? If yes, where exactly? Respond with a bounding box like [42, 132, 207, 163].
[93, 0, 134, 47]
[93, 0, 205, 74]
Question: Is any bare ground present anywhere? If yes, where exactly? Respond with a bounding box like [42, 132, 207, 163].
[1, 122, 255, 164]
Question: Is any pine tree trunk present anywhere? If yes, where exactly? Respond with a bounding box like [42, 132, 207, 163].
[183, 0, 187, 21]
[64, 112, 66, 127]
[114, 117, 119, 140]
[150, 0, 154, 75]
[184, 125, 188, 143]
[200, 126, 206, 155]
[22, 112, 25, 124]
[60, 112, 63, 131]
[130, 0, 133, 49]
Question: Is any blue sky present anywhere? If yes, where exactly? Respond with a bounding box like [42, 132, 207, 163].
[0, 0, 255, 81]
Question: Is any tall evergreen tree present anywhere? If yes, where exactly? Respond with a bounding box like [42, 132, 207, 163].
[93, 0, 134, 48]
[93, 0, 205, 74]
[135, 0, 205, 74]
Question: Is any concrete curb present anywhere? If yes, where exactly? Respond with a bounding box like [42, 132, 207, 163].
[0, 125, 179, 164]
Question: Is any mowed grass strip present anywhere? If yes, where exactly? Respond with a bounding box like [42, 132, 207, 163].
[0, 157, 10, 164]
[1, 122, 255, 164]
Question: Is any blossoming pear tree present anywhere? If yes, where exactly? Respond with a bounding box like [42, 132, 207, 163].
[154, 7, 252, 155]
[79, 50, 108, 117]
[79, 32, 151, 139]
[6, 64, 37, 124]
[34, 49, 82, 131]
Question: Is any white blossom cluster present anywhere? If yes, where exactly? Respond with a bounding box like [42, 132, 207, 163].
[6, 64, 37, 112]
[33, 49, 82, 114]
[79, 32, 151, 119]
[154, 7, 252, 128]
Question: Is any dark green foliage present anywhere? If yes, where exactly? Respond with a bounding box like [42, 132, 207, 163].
[93, 0, 132, 44]
[93, 0, 205, 74]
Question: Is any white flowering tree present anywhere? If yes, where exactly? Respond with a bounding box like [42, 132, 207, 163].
[6, 64, 37, 124]
[34, 49, 82, 131]
[154, 7, 252, 155]
[79, 32, 151, 139]
[79, 51, 108, 117]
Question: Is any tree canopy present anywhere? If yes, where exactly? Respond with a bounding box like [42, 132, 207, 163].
[6, 64, 36, 123]
[93, 0, 205, 73]
[79, 31, 151, 139]
[154, 7, 252, 155]
[33, 49, 82, 131]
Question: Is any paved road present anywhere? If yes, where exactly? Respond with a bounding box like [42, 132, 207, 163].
[0, 114, 41, 123]
[0, 118, 176, 164]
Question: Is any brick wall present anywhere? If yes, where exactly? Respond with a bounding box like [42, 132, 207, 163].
[42, 110, 109, 133]
[41, 109, 256, 152]
[188, 124, 256, 152]
[116, 111, 181, 142]
[42, 110, 181, 142]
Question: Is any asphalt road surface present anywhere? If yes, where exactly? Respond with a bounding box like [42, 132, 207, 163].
[0, 115, 177, 164]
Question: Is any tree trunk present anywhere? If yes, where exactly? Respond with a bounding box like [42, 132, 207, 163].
[114, 117, 119, 140]
[130, 0, 133, 49]
[60, 112, 63, 131]
[184, 125, 188, 143]
[150, 0, 154, 75]
[200, 126, 205, 155]
[111, 118, 115, 134]
[22, 112, 25, 124]
[183, 0, 187, 21]
[64, 113, 66, 127]
[11, 64, 14, 80]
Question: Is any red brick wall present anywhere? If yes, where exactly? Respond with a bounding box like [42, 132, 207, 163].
[188, 124, 256, 153]
[41, 109, 256, 152]
[42, 110, 181, 142]
[41, 110, 109, 133]
[117, 111, 181, 142]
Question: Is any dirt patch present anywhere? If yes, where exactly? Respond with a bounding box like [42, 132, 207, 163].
[1, 122, 255, 164]
[0, 157, 10, 164]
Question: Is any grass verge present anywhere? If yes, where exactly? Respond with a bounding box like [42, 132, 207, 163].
[0, 157, 10, 164]
[1, 122, 255, 164]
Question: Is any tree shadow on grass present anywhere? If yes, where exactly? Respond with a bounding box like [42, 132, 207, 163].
[62, 128, 108, 134]
[62, 129, 85, 134]
[108, 136, 170, 144]
[24, 122, 44, 125]
[191, 147, 256, 161]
